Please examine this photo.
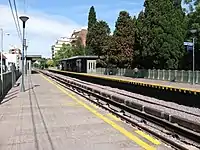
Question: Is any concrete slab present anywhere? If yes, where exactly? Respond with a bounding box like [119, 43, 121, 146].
[0, 73, 172, 150]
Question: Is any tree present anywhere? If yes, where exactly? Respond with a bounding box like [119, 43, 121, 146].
[87, 20, 110, 57]
[112, 11, 136, 68]
[140, 0, 187, 69]
[54, 43, 73, 64]
[87, 6, 97, 31]
[134, 11, 145, 68]
[46, 59, 54, 67]
[86, 6, 97, 54]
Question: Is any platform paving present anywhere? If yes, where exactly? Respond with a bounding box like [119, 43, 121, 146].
[0, 73, 172, 150]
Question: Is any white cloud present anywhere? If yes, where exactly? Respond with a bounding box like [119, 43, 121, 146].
[0, 4, 82, 58]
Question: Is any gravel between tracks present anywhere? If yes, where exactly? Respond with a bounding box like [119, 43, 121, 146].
[48, 71, 200, 124]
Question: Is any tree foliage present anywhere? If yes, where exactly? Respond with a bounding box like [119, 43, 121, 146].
[86, 6, 97, 54]
[87, 20, 110, 57]
[87, 6, 97, 31]
[110, 11, 136, 68]
[83, 3, 200, 70]
[138, 0, 187, 69]
[46, 59, 54, 67]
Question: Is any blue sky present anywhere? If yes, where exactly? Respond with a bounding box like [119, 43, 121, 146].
[0, 0, 144, 58]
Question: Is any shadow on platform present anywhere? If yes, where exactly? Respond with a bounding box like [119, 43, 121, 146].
[0, 89, 19, 105]
[25, 84, 40, 91]
[31, 70, 39, 74]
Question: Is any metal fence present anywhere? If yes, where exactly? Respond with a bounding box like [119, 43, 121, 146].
[96, 68, 200, 84]
[0, 70, 21, 98]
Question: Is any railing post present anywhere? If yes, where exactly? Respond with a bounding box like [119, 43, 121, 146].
[168, 70, 171, 81]
[148, 69, 150, 79]
[196, 71, 199, 84]
[174, 70, 177, 82]
[153, 69, 155, 79]
[157, 69, 160, 80]
[162, 69, 165, 80]
[188, 70, 191, 83]
[181, 70, 184, 82]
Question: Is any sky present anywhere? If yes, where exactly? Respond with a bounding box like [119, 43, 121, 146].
[0, 0, 144, 58]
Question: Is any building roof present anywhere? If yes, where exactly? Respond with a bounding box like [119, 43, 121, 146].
[60, 55, 98, 61]
[26, 55, 42, 61]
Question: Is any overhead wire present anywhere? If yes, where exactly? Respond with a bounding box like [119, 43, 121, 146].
[8, 0, 23, 43]
[13, 0, 23, 40]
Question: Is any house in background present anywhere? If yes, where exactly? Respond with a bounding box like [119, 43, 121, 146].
[3, 47, 22, 71]
[70, 28, 87, 47]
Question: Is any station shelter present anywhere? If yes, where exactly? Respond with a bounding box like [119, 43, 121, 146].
[60, 56, 98, 73]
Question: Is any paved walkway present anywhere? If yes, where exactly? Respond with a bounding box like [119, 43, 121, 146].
[94, 74, 200, 91]
[0, 73, 171, 150]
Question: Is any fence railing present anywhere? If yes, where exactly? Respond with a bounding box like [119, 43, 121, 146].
[0, 70, 21, 99]
[96, 68, 200, 84]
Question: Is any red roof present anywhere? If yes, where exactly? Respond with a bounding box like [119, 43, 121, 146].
[0, 52, 7, 59]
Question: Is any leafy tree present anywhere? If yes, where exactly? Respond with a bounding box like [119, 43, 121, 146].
[112, 11, 136, 68]
[46, 59, 54, 67]
[37, 58, 48, 69]
[140, 0, 187, 69]
[87, 6, 97, 31]
[87, 20, 110, 57]
[86, 6, 97, 54]
[54, 43, 73, 64]
[134, 11, 145, 68]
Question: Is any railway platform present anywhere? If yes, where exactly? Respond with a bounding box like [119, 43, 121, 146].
[98, 74, 200, 91]
[0, 73, 171, 150]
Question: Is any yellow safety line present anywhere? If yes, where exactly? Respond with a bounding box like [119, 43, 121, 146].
[41, 74, 155, 150]
[50, 69, 200, 93]
[106, 113, 121, 121]
[65, 103, 81, 107]
[90, 103, 98, 109]
[135, 130, 161, 145]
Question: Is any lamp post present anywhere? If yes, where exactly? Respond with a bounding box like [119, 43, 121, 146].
[19, 16, 29, 92]
[0, 28, 3, 96]
[24, 39, 28, 76]
[190, 29, 197, 85]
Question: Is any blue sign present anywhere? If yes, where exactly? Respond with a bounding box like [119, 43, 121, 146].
[184, 42, 193, 51]
[184, 42, 193, 46]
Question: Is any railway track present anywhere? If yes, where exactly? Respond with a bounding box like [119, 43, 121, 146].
[40, 70, 200, 150]
[53, 73, 200, 118]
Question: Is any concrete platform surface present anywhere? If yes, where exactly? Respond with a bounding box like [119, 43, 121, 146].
[94, 74, 200, 91]
[0, 73, 172, 150]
